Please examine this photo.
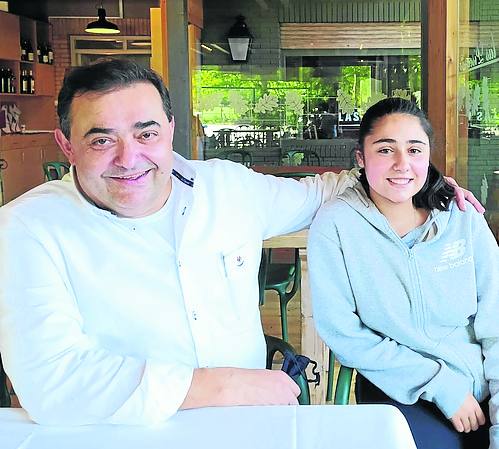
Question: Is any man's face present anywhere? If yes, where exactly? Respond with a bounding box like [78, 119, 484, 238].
[55, 82, 174, 218]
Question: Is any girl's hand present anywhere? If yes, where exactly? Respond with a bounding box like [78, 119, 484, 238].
[444, 176, 485, 213]
[450, 393, 486, 432]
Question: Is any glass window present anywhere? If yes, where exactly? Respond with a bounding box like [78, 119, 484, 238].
[456, 0, 499, 235]
[70, 36, 151, 67]
[196, 14, 421, 167]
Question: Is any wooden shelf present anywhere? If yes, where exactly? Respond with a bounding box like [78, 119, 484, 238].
[0, 10, 58, 204]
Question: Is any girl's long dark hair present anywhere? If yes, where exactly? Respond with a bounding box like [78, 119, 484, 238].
[358, 97, 455, 211]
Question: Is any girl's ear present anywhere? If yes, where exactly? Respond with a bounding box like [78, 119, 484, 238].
[355, 149, 364, 168]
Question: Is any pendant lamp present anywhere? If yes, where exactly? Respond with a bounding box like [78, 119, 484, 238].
[85, 6, 120, 35]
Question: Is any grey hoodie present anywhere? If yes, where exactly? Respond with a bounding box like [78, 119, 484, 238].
[309, 183, 499, 441]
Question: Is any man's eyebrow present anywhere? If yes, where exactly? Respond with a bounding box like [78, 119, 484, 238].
[371, 138, 427, 145]
[83, 127, 115, 138]
[134, 120, 160, 129]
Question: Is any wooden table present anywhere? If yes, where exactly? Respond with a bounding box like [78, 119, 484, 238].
[264, 229, 329, 404]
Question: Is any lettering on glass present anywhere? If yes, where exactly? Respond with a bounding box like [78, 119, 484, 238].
[458, 77, 494, 123]
[459, 39, 498, 74]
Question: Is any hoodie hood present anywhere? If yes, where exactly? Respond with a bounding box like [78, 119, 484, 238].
[337, 181, 452, 245]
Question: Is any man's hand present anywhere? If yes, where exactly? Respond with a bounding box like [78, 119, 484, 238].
[180, 367, 300, 410]
[450, 393, 486, 433]
[444, 176, 485, 213]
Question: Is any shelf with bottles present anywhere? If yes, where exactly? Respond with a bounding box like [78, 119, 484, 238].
[35, 21, 54, 65]
[0, 60, 18, 94]
[0, 11, 55, 66]
[19, 65, 35, 95]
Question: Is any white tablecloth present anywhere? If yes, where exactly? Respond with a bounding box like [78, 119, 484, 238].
[0, 405, 417, 449]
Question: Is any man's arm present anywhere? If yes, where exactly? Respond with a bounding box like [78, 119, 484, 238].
[471, 213, 499, 447]
[180, 367, 300, 409]
[0, 213, 193, 425]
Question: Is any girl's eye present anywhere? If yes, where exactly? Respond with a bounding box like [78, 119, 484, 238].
[409, 148, 422, 154]
[378, 148, 392, 154]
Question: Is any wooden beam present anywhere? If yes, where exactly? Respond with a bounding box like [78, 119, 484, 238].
[423, 0, 458, 176]
[188, 0, 203, 29]
[281, 23, 421, 50]
[167, 0, 192, 159]
[150, 4, 168, 85]
[456, 0, 470, 187]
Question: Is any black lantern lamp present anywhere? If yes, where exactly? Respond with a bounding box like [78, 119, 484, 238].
[85, 6, 120, 34]
[227, 16, 253, 62]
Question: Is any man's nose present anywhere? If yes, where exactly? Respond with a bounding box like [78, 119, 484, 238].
[114, 139, 138, 168]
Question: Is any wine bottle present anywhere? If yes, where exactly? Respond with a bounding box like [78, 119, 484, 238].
[9, 70, 16, 93]
[20, 39, 27, 61]
[37, 43, 42, 63]
[28, 70, 35, 94]
[48, 44, 54, 64]
[0, 68, 5, 93]
[27, 40, 34, 62]
[6, 69, 12, 93]
[21, 70, 28, 94]
[42, 44, 49, 64]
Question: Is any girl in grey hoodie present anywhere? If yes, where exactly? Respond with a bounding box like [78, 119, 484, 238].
[309, 98, 498, 449]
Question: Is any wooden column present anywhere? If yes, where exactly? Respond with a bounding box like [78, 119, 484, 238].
[150, 2, 168, 84]
[166, 0, 191, 159]
[456, 1, 469, 187]
[421, 0, 459, 176]
[422, 0, 458, 177]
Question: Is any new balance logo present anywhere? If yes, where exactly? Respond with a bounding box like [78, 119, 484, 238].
[434, 239, 472, 273]
[439, 239, 466, 264]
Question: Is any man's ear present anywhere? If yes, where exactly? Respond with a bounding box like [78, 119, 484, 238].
[54, 129, 75, 164]
[168, 116, 175, 144]
[355, 150, 364, 168]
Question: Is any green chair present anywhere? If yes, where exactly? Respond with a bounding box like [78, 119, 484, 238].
[281, 150, 322, 166]
[259, 248, 301, 342]
[218, 149, 253, 167]
[265, 334, 310, 405]
[0, 355, 11, 407]
[43, 161, 70, 181]
[259, 171, 316, 342]
[326, 349, 354, 404]
[271, 172, 317, 179]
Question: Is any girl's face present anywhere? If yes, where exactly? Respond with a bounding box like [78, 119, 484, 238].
[356, 113, 430, 208]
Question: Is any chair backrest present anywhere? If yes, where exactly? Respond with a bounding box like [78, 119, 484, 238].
[273, 171, 316, 179]
[0, 355, 11, 407]
[258, 249, 270, 306]
[43, 161, 70, 181]
[326, 348, 354, 405]
[265, 334, 311, 405]
[281, 150, 322, 167]
[218, 150, 253, 167]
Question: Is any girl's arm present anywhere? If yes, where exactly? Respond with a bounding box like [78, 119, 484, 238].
[471, 214, 499, 448]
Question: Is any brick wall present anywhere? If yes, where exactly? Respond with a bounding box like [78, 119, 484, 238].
[48, 18, 150, 125]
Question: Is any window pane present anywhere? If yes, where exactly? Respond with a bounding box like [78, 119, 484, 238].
[457, 0, 499, 235]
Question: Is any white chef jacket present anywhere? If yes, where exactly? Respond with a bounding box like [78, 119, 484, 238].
[0, 153, 355, 425]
